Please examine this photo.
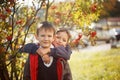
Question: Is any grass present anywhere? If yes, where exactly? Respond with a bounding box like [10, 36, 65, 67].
[69, 48, 120, 80]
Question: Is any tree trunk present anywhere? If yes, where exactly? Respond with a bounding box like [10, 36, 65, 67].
[0, 53, 10, 80]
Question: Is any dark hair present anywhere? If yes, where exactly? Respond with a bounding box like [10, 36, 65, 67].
[56, 28, 71, 42]
[37, 21, 56, 35]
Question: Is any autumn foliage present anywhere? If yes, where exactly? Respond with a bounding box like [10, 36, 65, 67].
[0, 0, 104, 79]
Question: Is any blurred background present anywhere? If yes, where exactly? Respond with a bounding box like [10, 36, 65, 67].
[0, 0, 120, 80]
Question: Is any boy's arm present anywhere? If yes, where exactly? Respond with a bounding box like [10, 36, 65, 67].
[19, 43, 39, 54]
[50, 45, 72, 60]
[19, 43, 72, 60]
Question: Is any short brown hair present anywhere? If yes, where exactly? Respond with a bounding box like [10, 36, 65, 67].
[37, 21, 56, 35]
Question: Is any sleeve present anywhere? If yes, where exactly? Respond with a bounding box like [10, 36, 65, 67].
[50, 45, 72, 60]
[62, 61, 73, 80]
[19, 43, 39, 54]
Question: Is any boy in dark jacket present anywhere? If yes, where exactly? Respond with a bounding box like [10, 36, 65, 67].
[23, 21, 72, 80]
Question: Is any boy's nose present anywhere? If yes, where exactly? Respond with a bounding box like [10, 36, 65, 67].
[44, 36, 49, 40]
[58, 39, 62, 43]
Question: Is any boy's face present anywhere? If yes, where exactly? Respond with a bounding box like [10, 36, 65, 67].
[55, 32, 68, 47]
[36, 29, 54, 48]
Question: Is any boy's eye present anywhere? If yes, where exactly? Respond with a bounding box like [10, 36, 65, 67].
[48, 35, 52, 37]
[40, 35, 45, 37]
[56, 36, 60, 39]
[63, 39, 67, 42]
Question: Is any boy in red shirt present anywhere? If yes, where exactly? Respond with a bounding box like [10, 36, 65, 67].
[23, 21, 72, 80]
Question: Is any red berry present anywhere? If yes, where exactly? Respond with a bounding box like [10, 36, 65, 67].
[76, 34, 82, 41]
[78, 34, 82, 38]
[76, 37, 80, 41]
[16, 20, 22, 24]
[8, 0, 14, 2]
[90, 4, 97, 12]
[51, 6, 57, 9]
[0, 14, 7, 20]
[6, 36, 12, 41]
[6, 8, 11, 13]
[72, 39, 79, 44]
[90, 31, 96, 37]
[55, 12, 61, 16]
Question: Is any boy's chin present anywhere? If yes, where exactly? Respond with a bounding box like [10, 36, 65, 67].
[42, 45, 50, 48]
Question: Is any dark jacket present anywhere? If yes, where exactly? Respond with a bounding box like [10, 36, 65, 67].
[23, 54, 72, 80]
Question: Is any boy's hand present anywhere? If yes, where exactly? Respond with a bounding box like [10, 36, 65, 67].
[42, 54, 50, 64]
[52, 40, 59, 47]
[36, 48, 50, 57]
[36, 48, 50, 64]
